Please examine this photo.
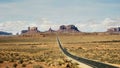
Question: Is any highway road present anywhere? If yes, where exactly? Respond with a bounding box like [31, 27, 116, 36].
[57, 36, 120, 68]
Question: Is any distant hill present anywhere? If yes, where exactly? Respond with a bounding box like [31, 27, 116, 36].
[57, 25, 80, 33]
[0, 31, 12, 35]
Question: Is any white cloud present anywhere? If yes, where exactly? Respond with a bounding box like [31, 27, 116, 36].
[0, 21, 29, 34]
[0, 18, 59, 34]
[75, 18, 120, 32]
[102, 18, 120, 27]
[0, 18, 120, 34]
[35, 18, 60, 31]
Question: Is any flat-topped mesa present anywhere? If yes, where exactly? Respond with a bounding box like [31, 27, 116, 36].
[107, 27, 120, 33]
[28, 27, 39, 33]
[20, 25, 81, 35]
[28, 27, 38, 31]
[21, 27, 40, 34]
[58, 25, 80, 33]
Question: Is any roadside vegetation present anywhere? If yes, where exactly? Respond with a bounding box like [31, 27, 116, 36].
[0, 34, 79, 68]
[59, 34, 120, 66]
[0, 34, 120, 68]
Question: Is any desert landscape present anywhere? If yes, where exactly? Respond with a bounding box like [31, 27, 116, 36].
[0, 0, 120, 68]
[0, 33, 120, 68]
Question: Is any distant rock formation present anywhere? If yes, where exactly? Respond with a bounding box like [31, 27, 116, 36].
[57, 25, 80, 33]
[21, 30, 28, 34]
[21, 25, 80, 34]
[107, 27, 120, 32]
[0, 31, 12, 35]
[21, 27, 40, 34]
[45, 28, 56, 33]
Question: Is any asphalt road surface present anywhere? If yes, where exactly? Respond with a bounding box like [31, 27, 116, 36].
[57, 36, 119, 68]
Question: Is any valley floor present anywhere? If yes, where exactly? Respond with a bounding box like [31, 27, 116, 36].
[0, 34, 120, 68]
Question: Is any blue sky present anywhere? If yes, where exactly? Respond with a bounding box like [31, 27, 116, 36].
[0, 0, 120, 34]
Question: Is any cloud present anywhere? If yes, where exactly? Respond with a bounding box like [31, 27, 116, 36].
[0, 18, 60, 34]
[0, 0, 120, 23]
[0, 21, 28, 34]
[102, 18, 120, 27]
[35, 18, 60, 31]
[0, 18, 120, 34]
[75, 18, 120, 32]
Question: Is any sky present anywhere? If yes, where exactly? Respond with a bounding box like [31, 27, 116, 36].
[0, 0, 120, 34]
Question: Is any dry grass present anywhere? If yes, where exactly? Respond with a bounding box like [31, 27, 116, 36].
[0, 34, 120, 68]
[0, 34, 79, 68]
[58, 34, 120, 66]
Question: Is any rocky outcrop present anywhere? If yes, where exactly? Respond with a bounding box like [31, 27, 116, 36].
[21, 30, 28, 34]
[21, 27, 40, 34]
[0, 31, 12, 35]
[45, 28, 56, 33]
[21, 25, 80, 34]
[58, 25, 80, 33]
[107, 27, 120, 32]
